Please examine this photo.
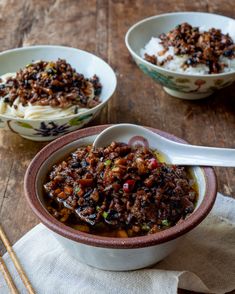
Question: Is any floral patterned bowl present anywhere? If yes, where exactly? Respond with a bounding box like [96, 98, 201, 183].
[0, 46, 117, 141]
[125, 12, 235, 99]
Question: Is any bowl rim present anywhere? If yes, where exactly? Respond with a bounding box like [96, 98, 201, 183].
[24, 124, 217, 249]
[125, 11, 235, 78]
[0, 45, 117, 122]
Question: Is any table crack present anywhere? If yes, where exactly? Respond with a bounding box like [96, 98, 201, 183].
[0, 160, 14, 215]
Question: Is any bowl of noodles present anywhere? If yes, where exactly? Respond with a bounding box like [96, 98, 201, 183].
[0, 45, 116, 141]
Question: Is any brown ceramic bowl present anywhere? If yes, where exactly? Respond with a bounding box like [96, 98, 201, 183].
[24, 125, 217, 271]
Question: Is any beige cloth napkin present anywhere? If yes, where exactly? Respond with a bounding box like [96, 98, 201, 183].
[0, 193, 234, 294]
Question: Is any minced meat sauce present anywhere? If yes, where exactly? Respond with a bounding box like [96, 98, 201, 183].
[0, 59, 102, 110]
[44, 142, 197, 237]
[144, 22, 235, 74]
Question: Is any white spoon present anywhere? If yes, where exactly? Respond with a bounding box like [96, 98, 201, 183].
[93, 124, 235, 167]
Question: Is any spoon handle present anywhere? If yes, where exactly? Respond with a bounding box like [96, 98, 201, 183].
[169, 143, 235, 167]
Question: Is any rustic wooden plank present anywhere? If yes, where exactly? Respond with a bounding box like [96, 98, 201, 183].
[0, 129, 46, 255]
[91, 0, 110, 125]
[22, 0, 97, 51]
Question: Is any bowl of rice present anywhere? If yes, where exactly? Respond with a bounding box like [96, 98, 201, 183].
[0, 45, 117, 141]
[125, 12, 235, 99]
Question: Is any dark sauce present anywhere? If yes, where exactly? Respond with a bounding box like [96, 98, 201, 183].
[44, 142, 198, 238]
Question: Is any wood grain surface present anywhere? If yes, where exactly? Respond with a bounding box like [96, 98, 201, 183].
[0, 0, 235, 293]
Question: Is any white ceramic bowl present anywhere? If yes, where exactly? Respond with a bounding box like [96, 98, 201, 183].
[0, 46, 117, 141]
[125, 12, 235, 99]
[24, 125, 217, 271]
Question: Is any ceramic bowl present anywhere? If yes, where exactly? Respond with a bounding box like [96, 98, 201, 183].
[24, 125, 217, 271]
[0, 46, 116, 141]
[125, 12, 235, 100]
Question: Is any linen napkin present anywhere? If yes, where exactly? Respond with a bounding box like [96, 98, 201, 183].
[0, 193, 234, 294]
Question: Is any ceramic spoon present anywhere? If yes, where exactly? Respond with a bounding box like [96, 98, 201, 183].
[93, 124, 235, 167]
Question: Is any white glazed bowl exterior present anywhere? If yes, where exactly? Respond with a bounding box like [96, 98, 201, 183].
[0, 46, 117, 141]
[30, 130, 211, 271]
[125, 12, 235, 99]
[53, 232, 180, 271]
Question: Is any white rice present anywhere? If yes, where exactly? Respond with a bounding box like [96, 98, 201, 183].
[223, 20, 235, 43]
[141, 30, 235, 75]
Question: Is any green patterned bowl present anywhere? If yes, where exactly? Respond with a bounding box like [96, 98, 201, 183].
[125, 12, 235, 100]
[0, 46, 116, 141]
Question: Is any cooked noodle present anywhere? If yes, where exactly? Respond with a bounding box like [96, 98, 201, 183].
[0, 73, 92, 119]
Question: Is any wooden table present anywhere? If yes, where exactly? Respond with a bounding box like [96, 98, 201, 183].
[0, 0, 234, 293]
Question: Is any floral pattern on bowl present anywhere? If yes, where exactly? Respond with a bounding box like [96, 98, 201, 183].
[34, 122, 71, 137]
[0, 113, 94, 141]
[138, 63, 189, 92]
[136, 62, 235, 99]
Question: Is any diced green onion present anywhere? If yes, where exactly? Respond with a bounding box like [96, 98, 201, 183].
[75, 186, 80, 193]
[102, 211, 108, 219]
[104, 159, 111, 166]
[96, 206, 101, 212]
[141, 224, 150, 231]
[162, 219, 170, 227]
